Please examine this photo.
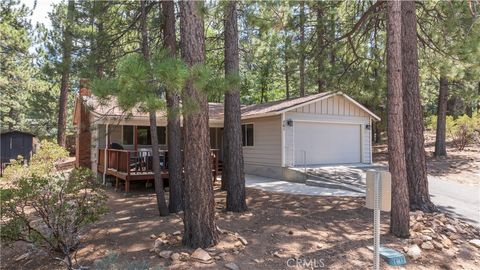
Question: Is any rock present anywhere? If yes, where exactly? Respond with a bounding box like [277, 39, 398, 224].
[420, 235, 433, 241]
[411, 238, 423, 245]
[173, 230, 181, 236]
[407, 245, 422, 260]
[238, 236, 248, 245]
[225, 262, 240, 270]
[445, 224, 457, 233]
[469, 239, 480, 249]
[254, 258, 265, 263]
[432, 241, 444, 249]
[206, 247, 217, 252]
[445, 249, 456, 258]
[421, 241, 435, 250]
[158, 232, 167, 239]
[171, 253, 180, 261]
[412, 222, 423, 232]
[15, 253, 30, 262]
[442, 237, 453, 248]
[191, 248, 213, 263]
[273, 251, 282, 258]
[153, 238, 166, 252]
[180, 252, 190, 260]
[218, 252, 227, 259]
[158, 250, 173, 259]
[214, 256, 221, 260]
[449, 234, 460, 240]
[150, 234, 157, 239]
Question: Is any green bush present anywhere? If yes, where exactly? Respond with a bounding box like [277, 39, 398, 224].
[424, 113, 479, 150]
[2, 140, 69, 181]
[0, 167, 107, 269]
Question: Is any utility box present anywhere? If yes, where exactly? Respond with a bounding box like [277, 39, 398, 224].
[365, 171, 392, 212]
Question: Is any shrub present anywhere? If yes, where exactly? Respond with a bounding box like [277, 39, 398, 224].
[0, 168, 107, 269]
[446, 113, 479, 150]
[2, 140, 69, 182]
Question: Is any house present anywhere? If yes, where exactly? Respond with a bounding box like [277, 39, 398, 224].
[0, 130, 39, 165]
[73, 85, 380, 183]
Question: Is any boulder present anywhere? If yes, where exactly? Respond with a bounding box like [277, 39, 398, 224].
[421, 241, 435, 250]
[171, 253, 180, 261]
[407, 244, 422, 260]
[412, 222, 423, 232]
[225, 262, 240, 270]
[432, 241, 444, 249]
[445, 224, 457, 233]
[173, 231, 181, 236]
[441, 237, 452, 248]
[469, 239, 480, 249]
[158, 250, 173, 259]
[191, 248, 213, 263]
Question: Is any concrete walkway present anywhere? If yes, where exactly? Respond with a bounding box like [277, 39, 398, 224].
[245, 174, 364, 197]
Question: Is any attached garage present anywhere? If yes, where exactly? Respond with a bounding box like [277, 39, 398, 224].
[240, 91, 380, 179]
[293, 122, 361, 165]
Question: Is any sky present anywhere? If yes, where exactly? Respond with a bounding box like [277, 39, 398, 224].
[22, 0, 62, 29]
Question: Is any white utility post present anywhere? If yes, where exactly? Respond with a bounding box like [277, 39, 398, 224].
[366, 170, 392, 270]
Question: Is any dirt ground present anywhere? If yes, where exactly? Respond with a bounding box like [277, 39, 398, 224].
[373, 132, 480, 185]
[2, 182, 480, 270]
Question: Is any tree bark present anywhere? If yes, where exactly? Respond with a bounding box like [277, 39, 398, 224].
[140, 0, 169, 216]
[180, 0, 218, 248]
[387, 0, 410, 238]
[434, 76, 449, 157]
[284, 30, 290, 99]
[299, 0, 306, 97]
[401, 0, 436, 212]
[161, 0, 184, 213]
[223, 1, 247, 212]
[56, 0, 75, 147]
[316, 3, 325, 93]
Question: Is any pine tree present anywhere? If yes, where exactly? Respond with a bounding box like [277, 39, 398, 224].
[56, 0, 75, 147]
[401, 0, 435, 212]
[180, 0, 219, 248]
[386, 0, 410, 238]
[223, 0, 247, 212]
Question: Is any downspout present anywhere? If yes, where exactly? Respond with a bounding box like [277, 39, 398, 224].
[103, 123, 109, 185]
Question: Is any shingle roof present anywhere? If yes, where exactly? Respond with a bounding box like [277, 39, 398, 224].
[84, 96, 225, 120]
[241, 92, 332, 117]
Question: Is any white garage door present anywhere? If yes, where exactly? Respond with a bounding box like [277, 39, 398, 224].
[294, 122, 361, 165]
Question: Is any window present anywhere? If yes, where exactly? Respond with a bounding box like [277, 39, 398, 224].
[136, 126, 167, 145]
[123, 126, 134, 145]
[242, 124, 254, 146]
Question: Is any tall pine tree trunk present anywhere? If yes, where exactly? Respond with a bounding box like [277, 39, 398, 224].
[57, 0, 75, 147]
[140, 0, 169, 216]
[162, 0, 183, 213]
[434, 76, 449, 157]
[387, 0, 410, 238]
[299, 0, 306, 97]
[316, 3, 325, 93]
[180, 0, 218, 248]
[223, 1, 247, 212]
[284, 30, 290, 99]
[401, 1, 435, 212]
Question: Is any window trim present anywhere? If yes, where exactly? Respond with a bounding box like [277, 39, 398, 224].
[242, 123, 254, 147]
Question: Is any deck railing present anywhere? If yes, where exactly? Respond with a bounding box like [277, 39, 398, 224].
[98, 148, 219, 177]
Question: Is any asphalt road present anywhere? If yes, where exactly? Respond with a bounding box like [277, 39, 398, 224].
[429, 176, 480, 228]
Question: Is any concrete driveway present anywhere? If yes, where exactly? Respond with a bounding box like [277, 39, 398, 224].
[428, 176, 480, 228]
[245, 174, 363, 197]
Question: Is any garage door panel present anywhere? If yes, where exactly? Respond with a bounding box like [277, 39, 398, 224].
[294, 122, 361, 165]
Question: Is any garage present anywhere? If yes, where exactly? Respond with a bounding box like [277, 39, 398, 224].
[293, 122, 361, 165]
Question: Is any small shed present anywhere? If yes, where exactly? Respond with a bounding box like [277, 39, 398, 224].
[0, 131, 38, 164]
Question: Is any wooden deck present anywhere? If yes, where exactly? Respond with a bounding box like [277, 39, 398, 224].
[98, 148, 219, 192]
